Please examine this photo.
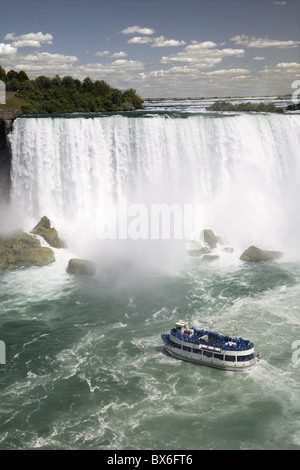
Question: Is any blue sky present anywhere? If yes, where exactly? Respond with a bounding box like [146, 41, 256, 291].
[0, 0, 299, 97]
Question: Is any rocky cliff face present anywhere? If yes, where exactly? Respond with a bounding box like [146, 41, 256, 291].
[0, 111, 21, 200]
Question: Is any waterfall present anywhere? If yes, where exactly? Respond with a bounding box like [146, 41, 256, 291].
[8, 112, 300, 257]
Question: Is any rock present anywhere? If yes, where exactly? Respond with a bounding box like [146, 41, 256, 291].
[240, 245, 283, 262]
[202, 229, 219, 249]
[188, 248, 211, 257]
[32, 216, 51, 231]
[186, 241, 211, 257]
[66, 258, 96, 275]
[0, 230, 55, 269]
[202, 254, 220, 261]
[217, 236, 224, 245]
[31, 216, 66, 248]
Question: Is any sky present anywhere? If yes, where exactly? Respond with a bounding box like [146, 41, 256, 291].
[0, 0, 299, 98]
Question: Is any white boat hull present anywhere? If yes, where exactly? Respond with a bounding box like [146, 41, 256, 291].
[163, 342, 257, 372]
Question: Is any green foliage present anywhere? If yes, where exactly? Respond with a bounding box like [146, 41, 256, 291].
[206, 100, 285, 114]
[0, 67, 144, 114]
[0, 68, 30, 93]
[287, 102, 300, 111]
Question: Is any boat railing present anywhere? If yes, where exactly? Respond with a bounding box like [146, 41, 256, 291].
[170, 328, 254, 351]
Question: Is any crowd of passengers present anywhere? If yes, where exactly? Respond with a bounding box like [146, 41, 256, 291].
[171, 327, 254, 351]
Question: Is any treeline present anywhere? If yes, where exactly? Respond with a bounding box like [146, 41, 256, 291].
[0, 66, 144, 113]
[206, 100, 285, 113]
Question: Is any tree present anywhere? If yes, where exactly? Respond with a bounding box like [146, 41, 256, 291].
[122, 88, 143, 109]
[35, 75, 52, 89]
[17, 70, 29, 82]
[51, 75, 62, 88]
[6, 69, 19, 81]
[9, 68, 144, 114]
[6, 77, 19, 91]
[0, 66, 7, 82]
[82, 77, 94, 93]
[111, 88, 123, 107]
[95, 80, 111, 97]
[61, 75, 76, 89]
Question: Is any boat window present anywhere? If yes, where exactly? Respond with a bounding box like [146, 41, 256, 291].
[169, 340, 181, 349]
[183, 345, 191, 352]
[214, 353, 223, 360]
[225, 355, 236, 362]
[202, 350, 213, 358]
[237, 354, 254, 362]
[193, 348, 202, 354]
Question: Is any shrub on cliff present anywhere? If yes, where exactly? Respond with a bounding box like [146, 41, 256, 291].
[206, 100, 284, 113]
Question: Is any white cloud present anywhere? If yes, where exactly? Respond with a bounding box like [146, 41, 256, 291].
[121, 25, 155, 35]
[110, 59, 144, 69]
[10, 52, 79, 76]
[127, 35, 186, 47]
[0, 43, 17, 55]
[12, 40, 42, 48]
[160, 41, 245, 68]
[206, 68, 251, 76]
[186, 41, 218, 50]
[151, 36, 186, 48]
[231, 35, 300, 49]
[94, 50, 127, 57]
[1, 26, 298, 98]
[94, 50, 110, 57]
[18, 52, 78, 64]
[127, 36, 153, 45]
[4, 32, 53, 48]
[111, 51, 127, 58]
[273, 1, 286, 5]
[72, 60, 146, 89]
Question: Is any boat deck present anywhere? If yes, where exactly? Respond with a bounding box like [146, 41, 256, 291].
[170, 327, 254, 352]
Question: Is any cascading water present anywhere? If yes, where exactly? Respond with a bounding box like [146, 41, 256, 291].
[8, 112, 300, 258]
[2, 105, 300, 450]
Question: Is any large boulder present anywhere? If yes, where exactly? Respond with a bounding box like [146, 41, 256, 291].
[240, 245, 283, 262]
[202, 229, 219, 249]
[31, 216, 66, 248]
[66, 258, 96, 275]
[0, 230, 55, 269]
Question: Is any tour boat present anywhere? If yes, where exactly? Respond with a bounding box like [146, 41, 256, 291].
[161, 320, 257, 371]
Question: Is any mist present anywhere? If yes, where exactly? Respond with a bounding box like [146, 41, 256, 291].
[6, 112, 300, 269]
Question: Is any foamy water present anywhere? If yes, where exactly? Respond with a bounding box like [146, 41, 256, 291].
[1, 103, 300, 450]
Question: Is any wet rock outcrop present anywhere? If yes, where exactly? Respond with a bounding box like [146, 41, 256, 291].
[66, 258, 96, 275]
[31, 216, 66, 248]
[0, 230, 55, 269]
[240, 245, 283, 262]
[202, 229, 220, 249]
